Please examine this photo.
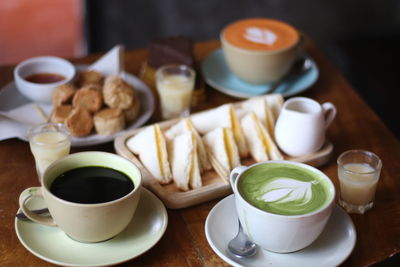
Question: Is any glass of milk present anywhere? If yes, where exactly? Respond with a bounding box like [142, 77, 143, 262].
[337, 149, 382, 214]
[28, 123, 71, 182]
[156, 64, 195, 119]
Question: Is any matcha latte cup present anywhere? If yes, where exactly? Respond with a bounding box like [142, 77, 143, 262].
[221, 18, 303, 84]
[230, 161, 335, 253]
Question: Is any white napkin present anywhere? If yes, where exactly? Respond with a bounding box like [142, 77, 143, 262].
[0, 45, 124, 142]
[0, 103, 51, 141]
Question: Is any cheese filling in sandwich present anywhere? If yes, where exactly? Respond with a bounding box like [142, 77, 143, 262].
[241, 112, 283, 162]
[203, 127, 240, 176]
[191, 104, 248, 158]
[126, 124, 172, 184]
[165, 118, 211, 171]
[169, 131, 202, 191]
[238, 96, 276, 139]
[264, 94, 284, 121]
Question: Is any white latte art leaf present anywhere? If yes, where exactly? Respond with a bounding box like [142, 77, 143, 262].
[244, 27, 277, 45]
[260, 178, 312, 204]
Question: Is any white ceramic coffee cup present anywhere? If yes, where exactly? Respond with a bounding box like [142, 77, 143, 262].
[18, 151, 142, 243]
[275, 97, 337, 157]
[14, 56, 76, 103]
[230, 161, 335, 253]
[220, 18, 303, 84]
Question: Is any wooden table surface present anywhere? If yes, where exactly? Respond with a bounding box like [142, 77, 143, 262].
[0, 40, 399, 267]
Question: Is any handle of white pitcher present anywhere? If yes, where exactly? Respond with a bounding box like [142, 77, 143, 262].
[322, 102, 337, 129]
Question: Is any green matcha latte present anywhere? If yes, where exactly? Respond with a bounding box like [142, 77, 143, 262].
[238, 163, 333, 215]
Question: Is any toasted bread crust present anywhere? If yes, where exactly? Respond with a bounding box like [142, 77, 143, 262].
[72, 85, 103, 113]
[103, 75, 135, 109]
[123, 97, 141, 122]
[94, 108, 125, 135]
[77, 70, 104, 87]
[65, 108, 94, 136]
[50, 105, 73, 123]
[52, 84, 76, 106]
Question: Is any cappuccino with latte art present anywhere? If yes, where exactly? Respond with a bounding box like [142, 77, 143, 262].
[221, 18, 303, 84]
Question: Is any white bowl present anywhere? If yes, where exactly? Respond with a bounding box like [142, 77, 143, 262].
[14, 56, 76, 103]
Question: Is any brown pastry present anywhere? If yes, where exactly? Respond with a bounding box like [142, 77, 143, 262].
[50, 105, 73, 123]
[65, 108, 94, 136]
[72, 85, 103, 113]
[103, 75, 135, 109]
[94, 108, 125, 135]
[123, 97, 141, 123]
[77, 70, 104, 87]
[52, 84, 76, 106]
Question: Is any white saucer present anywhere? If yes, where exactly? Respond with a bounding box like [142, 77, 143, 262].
[205, 194, 356, 267]
[0, 68, 154, 147]
[15, 188, 168, 267]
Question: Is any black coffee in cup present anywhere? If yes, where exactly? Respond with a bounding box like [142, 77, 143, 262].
[50, 166, 134, 204]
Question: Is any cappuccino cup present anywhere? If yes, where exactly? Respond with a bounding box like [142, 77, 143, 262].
[221, 18, 303, 84]
[18, 151, 142, 243]
[274, 97, 337, 157]
[230, 161, 335, 253]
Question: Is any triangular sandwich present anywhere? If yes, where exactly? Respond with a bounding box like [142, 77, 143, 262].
[164, 118, 211, 171]
[203, 127, 240, 177]
[126, 124, 172, 184]
[169, 131, 202, 191]
[191, 104, 248, 158]
[241, 112, 283, 162]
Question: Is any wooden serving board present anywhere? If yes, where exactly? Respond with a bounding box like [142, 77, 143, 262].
[114, 119, 333, 209]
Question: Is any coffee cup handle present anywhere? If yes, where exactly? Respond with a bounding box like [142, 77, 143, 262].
[19, 187, 56, 226]
[322, 102, 337, 129]
[229, 166, 247, 193]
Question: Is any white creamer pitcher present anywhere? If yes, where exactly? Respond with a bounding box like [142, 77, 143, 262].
[274, 97, 336, 157]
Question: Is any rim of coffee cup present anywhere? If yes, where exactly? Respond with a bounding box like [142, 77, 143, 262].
[41, 151, 142, 207]
[233, 160, 336, 219]
[220, 18, 301, 55]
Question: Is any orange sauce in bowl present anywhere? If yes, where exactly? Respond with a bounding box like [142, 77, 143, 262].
[25, 73, 66, 84]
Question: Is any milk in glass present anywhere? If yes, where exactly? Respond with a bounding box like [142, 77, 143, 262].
[338, 163, 378, 205]
[337, 149, 382, 214]
[28, 123, 71, 181]
[156, 65, 195, 119]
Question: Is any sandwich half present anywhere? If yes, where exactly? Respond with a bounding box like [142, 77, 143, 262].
[241, 112, 283, 162]
[169, 131, 202, 191]
[264, 94, 284, 121]
[165, 118, 211, 171]
[126, 124, 172, 184]
[203, 127, 240, 178]
[239, 96, 276, 139]
[191, 104, 248, 158]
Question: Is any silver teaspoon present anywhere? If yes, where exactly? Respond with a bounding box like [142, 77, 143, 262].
[16, 208, 49, 221]
[266, 55, 313, 94]
[228, 219, 257, 258]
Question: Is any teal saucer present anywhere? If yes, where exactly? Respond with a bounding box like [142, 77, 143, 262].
[201, 49, 319, 98]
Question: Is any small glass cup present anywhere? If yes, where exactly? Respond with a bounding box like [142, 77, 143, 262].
[28, 123, 71, 182]
[155, 64, 195, 120]
[337, 149, 382, 214]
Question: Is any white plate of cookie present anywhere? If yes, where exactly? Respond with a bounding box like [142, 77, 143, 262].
[0, 69, 155, 147]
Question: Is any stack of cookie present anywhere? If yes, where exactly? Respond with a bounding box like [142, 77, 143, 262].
[50, 70, 140, 136]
